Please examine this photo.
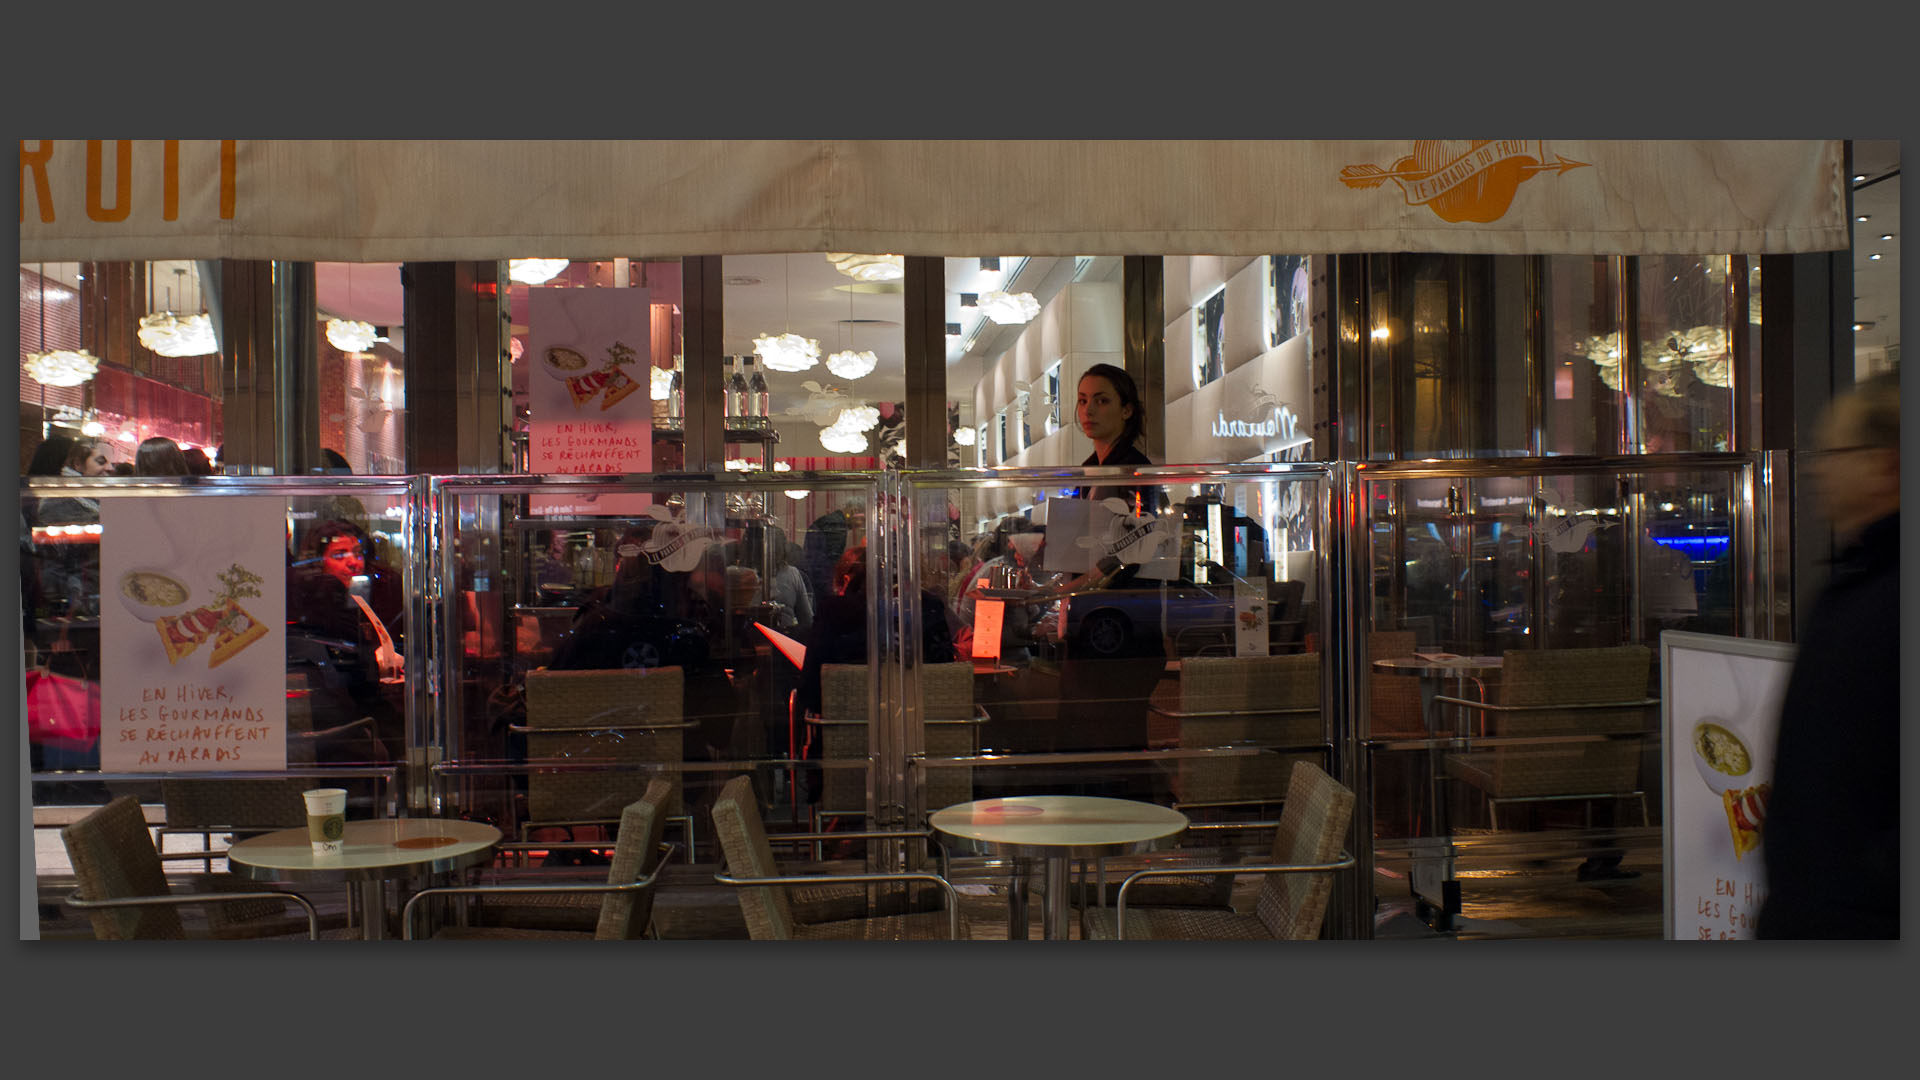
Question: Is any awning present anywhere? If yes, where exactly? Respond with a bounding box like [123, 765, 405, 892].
[17, 139, 1849, 262]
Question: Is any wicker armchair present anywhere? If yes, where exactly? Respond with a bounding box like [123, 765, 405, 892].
[809, 661, 983, 826]
[1082, 760, 1356, 940]
[1153, 653, 1323, 810]
[1439, 645, 1656, 829]
[1366, 630, 1426, 737]
[518, 665, 695, 861]
[156, 778, 310, 871]
[61, 796, 327, 940]
[402, 779, 675, 940]
[711, 775, 967, 940]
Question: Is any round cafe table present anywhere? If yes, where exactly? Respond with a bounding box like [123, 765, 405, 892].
[930, 796, 1188, 940]
[225, 818, 501, 940]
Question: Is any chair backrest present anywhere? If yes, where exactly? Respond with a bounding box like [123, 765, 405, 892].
[61, 796, 183, 940]
[1253, 761, 1355, 940]
[524, 665, 684, 823]
[709, 774, 797, 940]
[1179, 653, 1319, 713]
[1497, 645, 1652, 735]
[823, 660, 975, 722]
[161, 778, 308, 830]
[821, 661, 977, 812]
[1366, 630, 1418, 660]
[594, 778, 674, 940]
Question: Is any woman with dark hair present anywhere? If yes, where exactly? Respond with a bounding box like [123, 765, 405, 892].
[182, 447, 214, 475]
[134, 436, 191, 476]
[27, 435, 77, 478]
[1075, 362, 1160, 513]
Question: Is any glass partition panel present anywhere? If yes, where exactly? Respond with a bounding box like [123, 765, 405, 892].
[892, 463, 1340, 934]
[24, 475, 415, 938]
[1355, 454, 1763, 939]
[432, 473, 888, 923]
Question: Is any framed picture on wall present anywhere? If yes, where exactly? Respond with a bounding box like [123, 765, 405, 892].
[1193, 288, 1226, 387]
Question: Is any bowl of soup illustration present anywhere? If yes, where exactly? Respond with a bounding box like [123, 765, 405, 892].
[117, 567, 193, 622]
[542, 346, 591, 381]
[1691, 719, 1755, 796]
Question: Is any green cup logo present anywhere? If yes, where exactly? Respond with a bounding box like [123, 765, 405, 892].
[322, 815, 345, 841]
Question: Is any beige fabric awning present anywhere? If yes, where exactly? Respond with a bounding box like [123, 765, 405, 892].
[18, 139, 1848, 262]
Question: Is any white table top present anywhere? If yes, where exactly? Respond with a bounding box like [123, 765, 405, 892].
[929, 796, 1189, 860]
[1372, 655, 1504, 675]
[225, 818, 501, 883]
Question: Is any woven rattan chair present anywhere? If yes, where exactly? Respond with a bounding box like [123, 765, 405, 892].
[1082, 760, 1356, 940]
[518, 665, 695, 861]
[711, 775, 967, 940]
[1159, 653, 1323, 810]
[156, 778, 310, 872]
[61, 796, 327, 940]
[402, 779, 675, 940]
[1366, 630, 1426, 737]
[1439, 645, 1656, 829]
[810, 661, 982, 825]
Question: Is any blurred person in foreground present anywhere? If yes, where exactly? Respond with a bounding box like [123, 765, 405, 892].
[1756, 374, 1899, 939]
[134, 436, 191, 476]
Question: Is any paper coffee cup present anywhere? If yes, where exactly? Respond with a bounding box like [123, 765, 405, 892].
[303, 787, 347, 855]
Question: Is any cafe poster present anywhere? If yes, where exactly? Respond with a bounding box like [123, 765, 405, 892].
[1660, 631, 1795, 941]
[99, 497, 287, 771]
[527, 286, 654, 517]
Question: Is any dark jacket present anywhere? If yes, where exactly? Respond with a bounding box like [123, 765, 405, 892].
[1755, 512, 1899, 938]
[1077, 443, 1161, 514]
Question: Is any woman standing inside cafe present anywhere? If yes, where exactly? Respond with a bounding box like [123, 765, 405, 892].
[1074, 363, 1161, 515]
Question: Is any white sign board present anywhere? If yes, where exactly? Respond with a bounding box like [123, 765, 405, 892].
[100, 497, 288, 771]
[1661, 631, 1795, 940]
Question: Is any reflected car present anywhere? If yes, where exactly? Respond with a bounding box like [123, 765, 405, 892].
[1061, 578, 1238, 658]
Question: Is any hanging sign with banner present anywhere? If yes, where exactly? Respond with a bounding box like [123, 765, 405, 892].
[1660, 631, 1795, 941]
[99, 496, 287, 771]
[527, 286, 655, 517]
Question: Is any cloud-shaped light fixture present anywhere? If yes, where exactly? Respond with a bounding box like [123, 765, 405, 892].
[835, 403, 881, 432]
[137, 312, 217, 357]
[819, 425, 870, 454]
[326, 318, 378, 353]
[978, 290, 1040, 325]
[826, 349, 878, 380]
[954, 426, 977, 446]
[508, 259, 569, 285]
[754, 332, 821, 372]
[25, 349, 100, 387]
[824, 253, 905, 282]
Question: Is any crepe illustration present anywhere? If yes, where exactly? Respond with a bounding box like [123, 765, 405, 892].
[552, 340, 641, 411]
[154, 562, 267, 668]
[1721, 782, 1771, 860]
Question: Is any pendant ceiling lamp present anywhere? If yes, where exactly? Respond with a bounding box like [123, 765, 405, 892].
[326, 318, 378, 353]
[978, 290, 1040, 325]
[509, 259, 569, 285]
[824, 252, 904, 282]
[755, 255, 821, 372]
[25, 349, 99, 387]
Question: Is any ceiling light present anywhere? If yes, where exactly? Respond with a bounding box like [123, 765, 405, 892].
[945, 322, 962, 337]
[826, 349, 878, 380]
[785, 490, 810, 500]
[1853, 323, 1864, 331]
[1856, 214, 1870, 222]
[773, 461, 792, 472]
[1869, 253, 1882, 261]
[1880, 233, 1894, 241]
[25, 349, 99, 387]
[959, 293, 978, 308]
[753, 332, 821, 372]
[819, 426, 869, 453]
[1853, 174, 1867, 183]
[326, 318, 378, 352]
[978, 290, 1040, 325]
[824, 253, 905, 282]
[137, 312, 217, 357]
[979, 257, 1001, 272]
[954, 426, 977, 446]
[508, 259, 569, 285]
[835, 404, 881, 432]
[81, 420, 105, 437]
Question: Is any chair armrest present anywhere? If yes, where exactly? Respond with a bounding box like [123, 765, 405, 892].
[64, 887, 321, 940]
[507, 720, 697, 734]
[1113, 852, 1356, 940]
[293, 716, 373, 741]
[765, 828, 933, 845]
[1431, 696, 1659, 711]
[401, 842, 677, 939]
[712, 869, 962, 940]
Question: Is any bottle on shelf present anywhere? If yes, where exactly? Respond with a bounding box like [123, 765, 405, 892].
[726, 355, 749, 420]
[747, 354, 770, 419]
[666, 358, 683, 424]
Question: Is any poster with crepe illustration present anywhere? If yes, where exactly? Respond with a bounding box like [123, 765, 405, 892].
[1661, 631, 1794, 941]
[528, 286, 654, 516]
[99, 497, 287, 771]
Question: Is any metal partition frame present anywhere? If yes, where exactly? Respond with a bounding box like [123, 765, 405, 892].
[22, 473, 425, 805]
[425, 472, 887, 823]
[1342, 452, 1773, 933]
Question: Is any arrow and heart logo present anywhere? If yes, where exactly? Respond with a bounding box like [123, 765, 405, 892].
[1340, 140, 1590, 223]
